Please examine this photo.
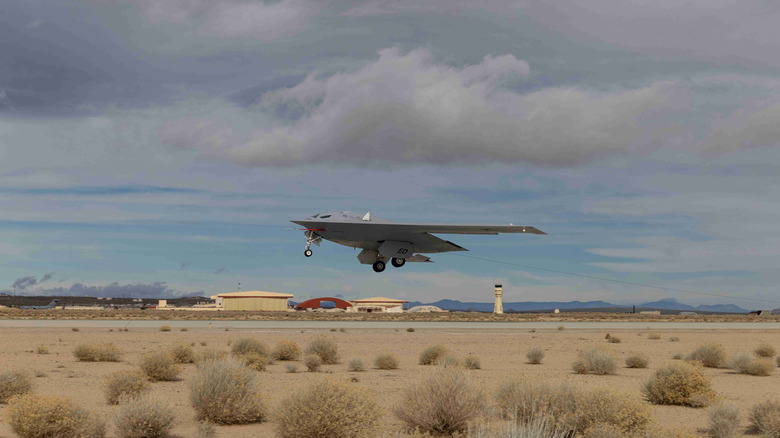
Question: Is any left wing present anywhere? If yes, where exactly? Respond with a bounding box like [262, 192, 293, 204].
[387, 223, 546, 235]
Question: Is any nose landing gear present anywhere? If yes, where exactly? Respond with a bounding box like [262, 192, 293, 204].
[304, 249, 313, 257]
[303, 230, 321, 258]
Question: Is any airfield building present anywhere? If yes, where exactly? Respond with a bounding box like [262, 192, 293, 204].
[348, 297, 408, 313]
[210, 291, 293, 311]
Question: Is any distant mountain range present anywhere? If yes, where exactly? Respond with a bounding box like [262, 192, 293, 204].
[406, 297, 751, 314]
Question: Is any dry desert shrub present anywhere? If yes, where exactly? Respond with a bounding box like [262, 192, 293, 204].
[231, 338, 270, 358]
[241, 352, 269, 372]
[272, 340, 302, 361]
[582, 423, 622, 438]
[139, 351, 182, 381]
[374, 353, 399, 370]
[495, 380, 650, 434]
[687, 343, 727, 368]
[305, 336, 339, 364]
[180, 327, 188, 331]
[557, 325, 565, 331]
[749, 399, 780, 436]
[104, 370, 150, 405]
[729, 352, 753, 373]
[607, 336, 622, 344]
[304, 354, 323, 372]
[190, 359, 265, 424]
[464, 355, 481, 370]
[0, 370, 33, 403]
[643, 362, 715, 407]
[171, 344, 195, 364]
[527, 347, 545, 364]
[707, 403, 740, 438]
[5, 393, 106, 438]
[572, 387, 651, 434]
[407, 327, 415, 332]
[755, 343, 777, 358]
[285, 363, 299, 373]
[648, 333, 662, 340]
[73, 342, 121, 362]
[347, 358, 365, 371]
[496, 380, 577, 425]
[159, 325, 171, 332]
[467, 417, 568, 438]
[274, 380, 381, 438]
[745, 359, 774, 376]
[394, 366, 486, 435]
[196, 349, 228, 364]
[777, 356, 780, 367]
[114, 396, 175, 438]
[436, 354, 460, 368]
[419, 344, 449, 365]
[669, 336, 680, 342]
[625, 354, 650, 368]
[572, 348, 618, 375]
[36, 345, 49, 354]
[673, 352, 684, 360]
[71, 327, 80, 332]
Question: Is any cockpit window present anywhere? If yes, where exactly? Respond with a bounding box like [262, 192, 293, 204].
[320, 214, 331, 219]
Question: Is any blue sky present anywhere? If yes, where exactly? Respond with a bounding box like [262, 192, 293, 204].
[2, 1, 780, 308]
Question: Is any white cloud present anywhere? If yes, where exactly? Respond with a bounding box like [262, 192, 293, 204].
[160, 47, 686, 167]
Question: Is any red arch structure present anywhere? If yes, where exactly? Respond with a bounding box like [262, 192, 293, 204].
[295, 297, 353, 310]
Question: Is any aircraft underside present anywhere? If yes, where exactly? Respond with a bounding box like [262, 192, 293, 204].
[303, 230, 435, 272]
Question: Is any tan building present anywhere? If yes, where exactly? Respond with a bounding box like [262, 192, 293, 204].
[210, 291, 293, 311]
[349, 297, 408, 313]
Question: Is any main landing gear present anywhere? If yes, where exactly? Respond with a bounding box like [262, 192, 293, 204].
[391, 258, 405, 268]
[372, 261, 386, 273]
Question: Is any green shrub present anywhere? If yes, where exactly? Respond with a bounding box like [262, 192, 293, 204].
[687, 343, 727, 368]
[418, 345, 448, 365]
[73, 343, 121, 362]
[625, 354, 650, 368]
[304, 354, 322, 372]
[707, 403, 740, 438]
[231, 338, 269, 358]
[374, 353, 399, 370]
[526, 347, 545, 364]
[572, 348, 617, 375]
[275, 380, 381, 438]
[643, 362, 715, 407]
[394, 367, 486, 435]
[755, 343, 776, 358]
[170, 344, 195, 364]
[347, 358, 365, 371]
[114, 396, 175, 438]
[305, 336, 339, 364]
[271, 340, 302, 361]
[0, 370, 33, 403]
[189, 359, 265, 424]
[749, 399, 780, 436]
[139, 351, 182, 381]
[104, 370, 149, 405]
[464, 356, 481, 370]
[5, 393, 106, 438]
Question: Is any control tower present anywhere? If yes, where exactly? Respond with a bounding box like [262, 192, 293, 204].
[494, 284, 504, 314]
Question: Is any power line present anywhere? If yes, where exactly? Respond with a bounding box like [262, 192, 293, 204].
[446, 253, 780, 306]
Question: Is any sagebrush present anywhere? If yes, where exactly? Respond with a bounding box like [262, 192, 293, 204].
[419, 345, 449, 365]
[643, 362, 715, 407]
[5, 393, 106, 438]
[272, 340, 302, 361]
[625, 354, 650, 369]
[73, 343, 121, 362]
[104, 370, 149, 405]
[687, 343, 727, 368]
[749, 399, 780, 436]
[526, 347, 545, 364]
[305, 336, 339, 364]
[275, 380, 381, 438]
[190, 359, 265, 424]
[374, 353, 399, 370]
[170, 344, 195, 364]
[573, 348, 617, 375]
[0, 370, 33, 404]
[139, 351, 182, 381]
[114, 396, 176, 438]
[707, 404, 740, 438]
[232, 338, 270, 358]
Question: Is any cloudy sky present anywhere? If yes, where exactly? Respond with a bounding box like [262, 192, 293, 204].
[2, 0, 780, 307]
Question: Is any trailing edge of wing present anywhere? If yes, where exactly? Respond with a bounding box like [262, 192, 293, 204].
[405, 224, 546, 235]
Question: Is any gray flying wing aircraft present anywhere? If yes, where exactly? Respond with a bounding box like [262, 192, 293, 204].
[291, 211, 545, 272]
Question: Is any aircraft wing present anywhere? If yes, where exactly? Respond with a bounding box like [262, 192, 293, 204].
[391, 223, 546, 235]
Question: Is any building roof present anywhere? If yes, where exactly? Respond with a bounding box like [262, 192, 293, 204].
[210, 291, 293, 299]
[350, 296, 409, 304]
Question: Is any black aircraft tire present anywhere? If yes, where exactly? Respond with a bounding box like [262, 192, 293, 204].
[304, 249, 313, 257]
[391, 258, 405, 268]
[372, 261, 386, 272]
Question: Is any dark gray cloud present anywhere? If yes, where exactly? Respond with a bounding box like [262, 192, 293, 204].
[214, 268, 227, 274]
[39, 273, 53, 283]
[32, 281, 195, 298]
[11, 276, 38, 291]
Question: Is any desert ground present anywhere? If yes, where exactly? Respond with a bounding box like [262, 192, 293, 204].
[0, 320, 779, 437]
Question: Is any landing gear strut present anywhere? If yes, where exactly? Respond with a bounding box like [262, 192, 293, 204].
[391, 258, 405, 268]
[372, 261, 386, 273]
[303, 230, 321, 258]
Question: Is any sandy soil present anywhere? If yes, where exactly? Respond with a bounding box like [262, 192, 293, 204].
[0, 325, 778, 437]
